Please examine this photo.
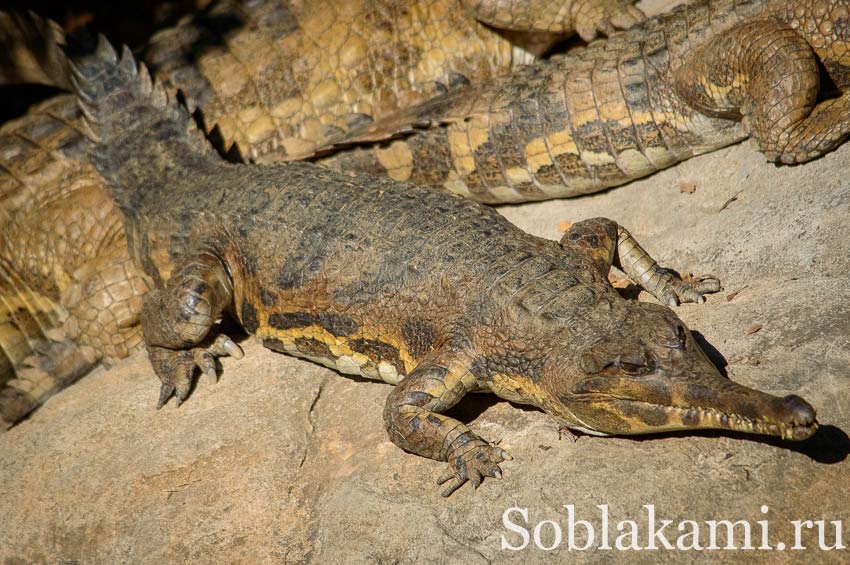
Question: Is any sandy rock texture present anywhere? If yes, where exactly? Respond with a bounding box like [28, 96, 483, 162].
[1, 2, 849, 563]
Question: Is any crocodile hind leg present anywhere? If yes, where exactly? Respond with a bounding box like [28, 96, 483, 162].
[673, 21, 850, 165]
[384, 353, 512, 497]
[141, 251, 243, 408]
[559, 218, 721, 306]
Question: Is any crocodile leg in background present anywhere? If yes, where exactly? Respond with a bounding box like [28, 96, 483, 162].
[672, 18, 850, 165]
[0, 0, 646, 429]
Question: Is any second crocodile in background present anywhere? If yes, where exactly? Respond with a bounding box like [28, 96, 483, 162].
[314, 0, 850, 203]
[65, 37, 818, 495]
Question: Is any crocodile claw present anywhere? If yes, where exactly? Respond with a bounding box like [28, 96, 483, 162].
[149, 334, 243, 408]
[437, 443, 512, 497]
[211, 335, 244, 359]
[157, 382, 176, 410]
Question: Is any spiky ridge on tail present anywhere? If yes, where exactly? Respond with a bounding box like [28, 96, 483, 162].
[67, 35, 217, 213]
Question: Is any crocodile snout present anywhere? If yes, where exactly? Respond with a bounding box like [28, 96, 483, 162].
[781, 394, 816, 426]
[774, 394, 818, 440]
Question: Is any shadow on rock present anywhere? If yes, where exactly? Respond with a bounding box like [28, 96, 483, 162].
[622, 424, 850, 464]
[446, 394, 522, 422]
[691, 330, 728, 377]
[774, 424, 850, 464]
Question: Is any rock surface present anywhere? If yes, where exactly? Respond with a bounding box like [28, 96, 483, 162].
[2, 3, 849, 563]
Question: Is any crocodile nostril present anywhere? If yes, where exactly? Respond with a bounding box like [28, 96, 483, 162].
[782, 395, 816, 425]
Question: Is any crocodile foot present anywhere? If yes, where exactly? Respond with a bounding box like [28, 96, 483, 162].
[23, 328, 99, 374]
[437, 441, 513, 497]
[19, 331, 99, 393]
[0, 334, 98, 430]
[151, 334, 243, 408]
[654, 271, 722, 306]
[573, 0, 645, 41]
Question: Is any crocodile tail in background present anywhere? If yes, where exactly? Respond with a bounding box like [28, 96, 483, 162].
[67, 36, 218, 214]
[0, 11, 71, 88]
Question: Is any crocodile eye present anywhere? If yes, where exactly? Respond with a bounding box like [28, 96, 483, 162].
[612, 352, 655, 375]
[617, 361, 652, 375]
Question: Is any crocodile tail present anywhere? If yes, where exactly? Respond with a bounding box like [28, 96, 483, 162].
[0, 11, 71, 88]
[67, 35, 217, 212]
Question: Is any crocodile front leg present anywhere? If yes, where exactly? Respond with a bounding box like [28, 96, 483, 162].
[673, 20, 850, 165]
[559, 218, 721, 306]
[141, 251, 243, 407]
[384, 353, 512, 497]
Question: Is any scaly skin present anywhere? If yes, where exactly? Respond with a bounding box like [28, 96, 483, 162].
[70, 39, 816, 496]
[143, 0, 643, 162]
[0, 97, 150, 428]
[314, 0, 850, 203]
[0, 0, 644, 429]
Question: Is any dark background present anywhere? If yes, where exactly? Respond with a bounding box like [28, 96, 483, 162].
[1, 0, 208, 121]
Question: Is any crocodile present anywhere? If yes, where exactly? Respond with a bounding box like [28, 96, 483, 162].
[0, 0, 645, 429]
[309, 0, 850, 203]
[65, 37, 817, 496]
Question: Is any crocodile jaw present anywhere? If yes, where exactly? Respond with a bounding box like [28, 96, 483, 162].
[557, 388, 818, 441]
[590, 396, 819, 440]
